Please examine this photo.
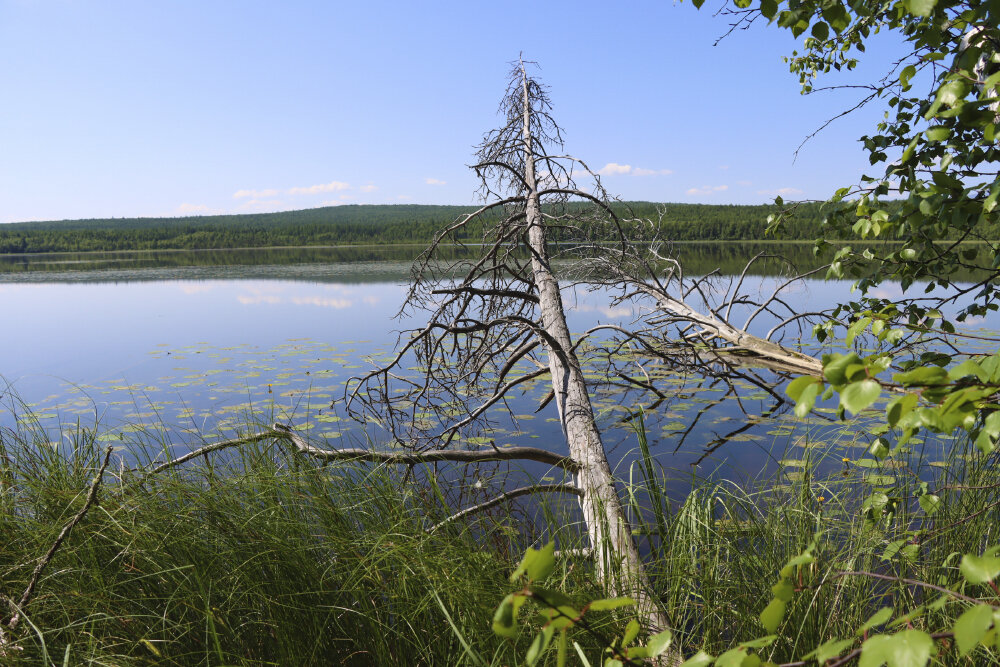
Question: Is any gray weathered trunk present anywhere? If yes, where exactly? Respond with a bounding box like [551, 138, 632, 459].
[518, 66, 677, 658]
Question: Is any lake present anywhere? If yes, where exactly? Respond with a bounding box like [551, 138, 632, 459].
[2, 244, 994, 496]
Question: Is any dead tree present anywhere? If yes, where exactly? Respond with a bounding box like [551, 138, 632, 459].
[345, 59, 680, 654]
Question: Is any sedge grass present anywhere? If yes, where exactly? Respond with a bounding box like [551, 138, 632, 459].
[1, 402, 999, 665]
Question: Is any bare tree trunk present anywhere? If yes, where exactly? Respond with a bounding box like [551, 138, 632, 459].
[518, 64, 676, 653]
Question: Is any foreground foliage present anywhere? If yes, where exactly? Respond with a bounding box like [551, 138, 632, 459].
[0, 411, 997, 665]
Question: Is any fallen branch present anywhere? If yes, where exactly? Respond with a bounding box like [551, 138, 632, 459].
[427, 483, 582, 532]
[5, 446, 113, 638]
[142, 423, 580, 482]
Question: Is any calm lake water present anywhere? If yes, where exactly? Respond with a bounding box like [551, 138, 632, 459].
[2, 244, 995, 494]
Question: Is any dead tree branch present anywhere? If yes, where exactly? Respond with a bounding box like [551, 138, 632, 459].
[5, 446, 113, 639]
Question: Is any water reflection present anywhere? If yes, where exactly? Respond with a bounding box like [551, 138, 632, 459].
[1, 245, 996, 498]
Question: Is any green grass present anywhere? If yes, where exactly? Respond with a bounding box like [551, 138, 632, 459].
[1, 407, 998, 665]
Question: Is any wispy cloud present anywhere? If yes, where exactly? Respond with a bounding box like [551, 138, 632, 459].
[397, 195, 412, 200]
[319, 200, 344, 207]
[288, 181, 351, 195]
[685, 185, 729, 196]
[359, 184, 378, 193]
[233, 188, 278, 199]
[237, 198, 286, 211]
[598, 163, 672, 177]
[756, 187, 803, 196]
[425, 178, 447, 185]
[598, 162, 632, 176]
[737, 180, 752, 186]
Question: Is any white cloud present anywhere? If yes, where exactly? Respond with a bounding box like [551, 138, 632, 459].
[233, 188, 278, 199]
[397, 195, 412, 200]
[360, 184, 377, 193]
[718, 165, 730, 171]
[685, 185, 729, 196]
[598, 162, 632, 176]
[737, 180, 752, 187]
[288, 181, 351, 195]
[598, 163, 672, 177]
[319, 200, 344, 207]
[425, 178, 447, 185]
[756, 187, 804, 196]
[237, 198, 286, 211]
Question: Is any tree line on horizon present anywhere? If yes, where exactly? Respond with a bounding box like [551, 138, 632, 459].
[0, 202, 836, 253]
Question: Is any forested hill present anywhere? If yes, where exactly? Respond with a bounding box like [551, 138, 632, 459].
[0, 202, 830, 253]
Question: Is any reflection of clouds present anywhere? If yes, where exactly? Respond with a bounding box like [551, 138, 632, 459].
[291, 296, 353, 309]
[179, 284, 213, 295]
[234, 283, 374, 309]
[238, 295, 282, 305]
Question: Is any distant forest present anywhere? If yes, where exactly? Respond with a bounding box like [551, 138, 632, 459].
[0, 202, 855, 254]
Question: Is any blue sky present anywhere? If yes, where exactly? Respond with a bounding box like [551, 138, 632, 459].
[0, 1, 905, 223]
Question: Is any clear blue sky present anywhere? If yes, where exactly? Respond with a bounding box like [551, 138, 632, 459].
[0, 0, 905, 223]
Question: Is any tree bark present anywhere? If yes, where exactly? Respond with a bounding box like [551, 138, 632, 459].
[518, 64, 677, 657]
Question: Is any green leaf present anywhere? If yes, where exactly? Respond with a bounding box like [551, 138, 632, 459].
[528, 585, 573, 609]
[810, 21, 829, 40]
[796, 381, 823, 418]
[815, 637, 856, 664]
[841, 379, 881, 415]
[760, 598, 786, 633]
[846, 316, 871, 345]
[887, 393, 919, 428]
[759, 0, 778, 19]
[716, 648, 749, 667]
[587, 597, 635, 611]
[960, 553, 1000, 585]
[858, 630, 933, 667]
[786, 375, 819, 401]
[893, 366, 947, 387]
[646, 630, 673, 657]
[926, 126, 950, 142]
[526, 625, 554, 666]
[771, 579, 794, 602]
[868, 437, 890, 460]
[948, 359, 988, 382]
[954, 604, 994, 657]
[976, 411, 1000, 454]
[824, 352, 864, 385]
[903, 0, 936, 16]
[492, 593, 526, 638]
[858, 607, 893, 635]
[821, 2, 850, 32]
[622, 619, 641, 647]
[918, 494, 940, 515]
[928, 80, 969, 117]
[899, 65, 916, 89]
[680, 650, 715, 667]
[738, 636, 776, 649]
[511, 542, 555, 583]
